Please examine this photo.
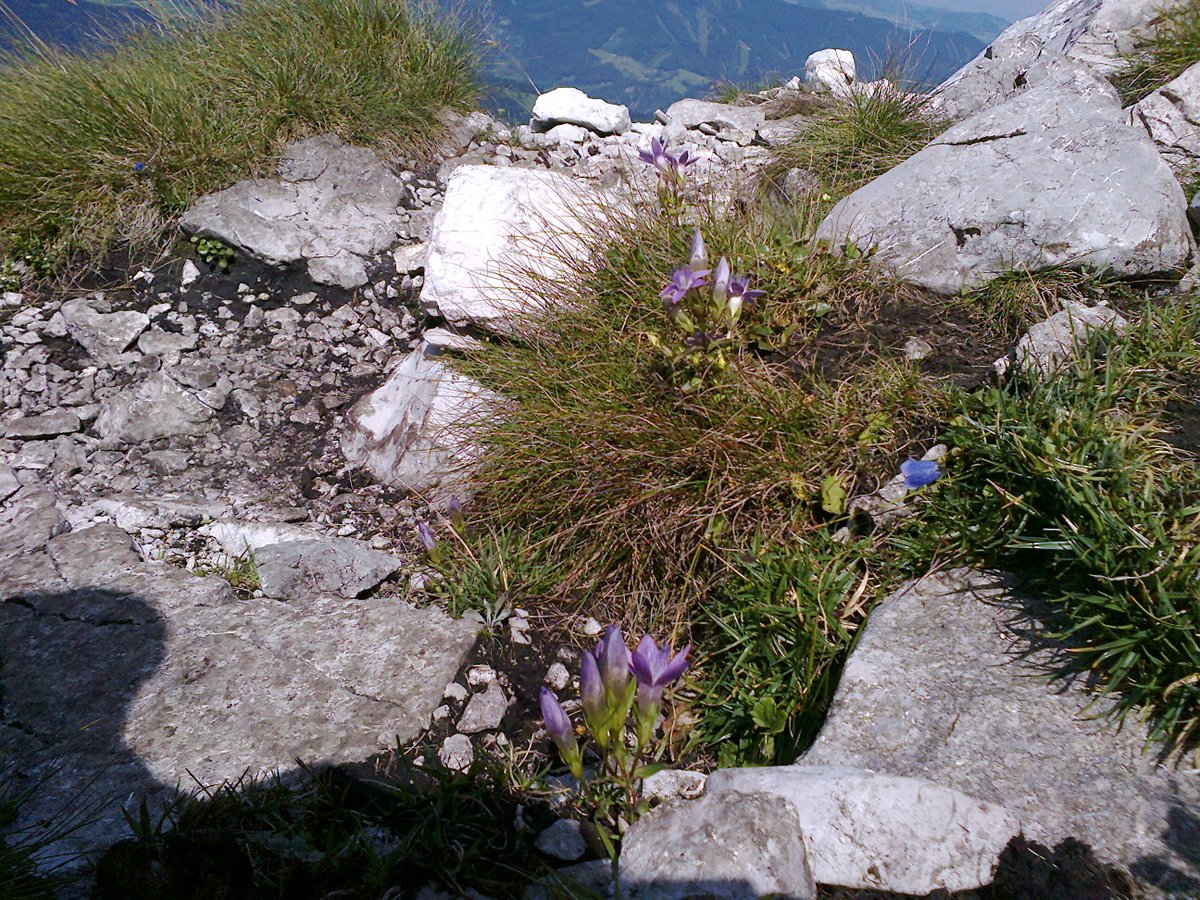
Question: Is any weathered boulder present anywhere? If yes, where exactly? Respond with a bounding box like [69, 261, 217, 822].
[933, 0, 1192, 120]
[253, 538, 404, 601]
[531, 87, 630, 136]
[420, 165, 602, 333]
[800, 568, 1200, 894]
[805, 48, 856, 96]
[817, 69, 1195, 294]
[93, 372, 216, 444]
[180, 134, 410, 289]
[340, 350, 497, 499]
[706, 766, 1021, 893]
[60, 296, 149, 364]
[619, 791, 817, 899]
[1129, 60, 1200, 179]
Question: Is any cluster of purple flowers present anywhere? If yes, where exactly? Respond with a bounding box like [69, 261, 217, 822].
[638, 137, 694, 200]
[660, 229, 765, 332]
[540, 626, 690, 778]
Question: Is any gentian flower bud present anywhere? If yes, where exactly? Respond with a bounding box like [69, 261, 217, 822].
[539, 688, 583, 779]
[689, 228, 707, 270]
[580, 649, 607, 735]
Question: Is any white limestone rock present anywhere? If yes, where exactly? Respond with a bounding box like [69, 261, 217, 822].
[420, 165, 603, 334]
[619, 791, 816, 899]
[180, 135, 410, 289]
[932, 0, 1192, 120]
[706, 766, 1021, 893]
[60, 296, 149, 365]
[817, 69, 1194, 294]
[94, 373, 216, 445]
[1129, 60, 1200, 179]
[340, 351, 498, 499]
[805, 49, 856, 96]
[801, 568, 1200, 892]
[531, 87, 630, 136]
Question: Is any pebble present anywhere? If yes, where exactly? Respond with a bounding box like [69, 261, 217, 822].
[466, 664, 497, 686]
[544, 662, 571, 691]
[535, 819, 588, 862]
[438, 734, 475, 772]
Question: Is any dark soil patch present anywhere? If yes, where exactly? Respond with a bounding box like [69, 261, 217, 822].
[791, 293, 1012, 389]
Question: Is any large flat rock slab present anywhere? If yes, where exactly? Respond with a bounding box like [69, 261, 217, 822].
[179, 134, 410, 289]
[419, 165, 603, 334]
[817, 69, 1194, 295]
[1, 495, 478, 869]
[799, 568, 1200, 895]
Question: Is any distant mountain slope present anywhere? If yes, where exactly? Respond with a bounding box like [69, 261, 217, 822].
[474, 0, 985, 121]
[1, 0, 987, 127]
[797, 0, 1009, 42]
[0, 0, 154, 52]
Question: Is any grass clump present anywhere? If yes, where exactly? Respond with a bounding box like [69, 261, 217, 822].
[918, 299, 1200, 751]
[0, 0, 478, 276]
[692, 533, 868, 765]
[957, 268, 1130, 335]
[1114, 0, 1200, 105]
[455, 198, 952, 633]
[763, 81, 944, 201]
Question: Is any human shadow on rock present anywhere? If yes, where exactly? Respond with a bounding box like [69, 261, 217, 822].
[1, 587, 168, 875]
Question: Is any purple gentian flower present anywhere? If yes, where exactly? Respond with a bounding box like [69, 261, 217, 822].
[133, 161, 146, 173]
[631, 635, 690, 715]
[638, 138, 694, 178]
[662, 266, 705, 312]
[729, 274, 766, 306]
[637, 137, 668, 169]
[900, 458, 941, 490]
[660, 265, 710, 309]
[595, 625, 633, 698]
[631, 635, 690, 744]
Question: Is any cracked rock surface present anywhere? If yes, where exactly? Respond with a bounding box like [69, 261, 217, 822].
[179, 134, 413, 289]
[1129, 60, 1200, 179]
[932, 0, 1193, 120]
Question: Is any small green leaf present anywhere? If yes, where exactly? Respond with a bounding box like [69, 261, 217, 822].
[821, 475, 847, 515]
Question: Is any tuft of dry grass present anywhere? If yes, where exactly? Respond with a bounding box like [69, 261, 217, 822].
[0, 0, 479, 278]
[451, 186, 955, 632]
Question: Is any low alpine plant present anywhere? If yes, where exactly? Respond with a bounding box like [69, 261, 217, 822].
[648, 228, 766, 391]
[539, 626, 689, 856]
